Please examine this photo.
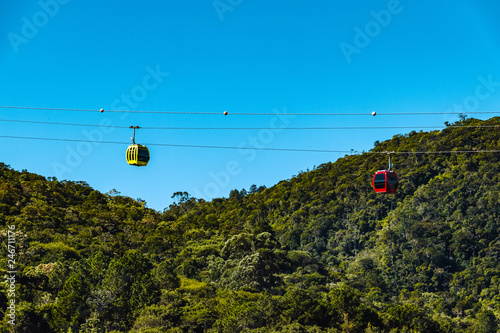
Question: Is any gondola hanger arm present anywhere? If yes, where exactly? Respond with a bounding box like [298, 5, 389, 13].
[130, 126, 140, 144]
[380, 151, 396, 170]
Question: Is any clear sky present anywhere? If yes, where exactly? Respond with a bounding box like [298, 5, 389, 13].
[1, 0, 500, 211]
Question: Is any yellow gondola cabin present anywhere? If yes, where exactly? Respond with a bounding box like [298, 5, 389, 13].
[126, 144, 150, 166]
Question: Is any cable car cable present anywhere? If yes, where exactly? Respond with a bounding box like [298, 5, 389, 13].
[0, 105, 220, 115]
[0, 118, 128, 129]
[1, 118, 499, 131]
[1, 105, 500, 116]
[2, 134, 500, 154]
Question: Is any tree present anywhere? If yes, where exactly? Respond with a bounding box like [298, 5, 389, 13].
[50, 270, 90, 332]
[470, 310, 498, 333]
[249, 184, 258, 194]
[153, 259, 181, 290]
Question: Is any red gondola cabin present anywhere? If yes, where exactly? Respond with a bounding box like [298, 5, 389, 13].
[373, 170, 398, 194]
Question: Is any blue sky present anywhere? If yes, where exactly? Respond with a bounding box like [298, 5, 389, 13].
[1, 0, 500, 211]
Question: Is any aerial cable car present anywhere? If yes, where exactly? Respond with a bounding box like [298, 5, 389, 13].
[126, 126, 150, 166]
[373, 153, 398, 194]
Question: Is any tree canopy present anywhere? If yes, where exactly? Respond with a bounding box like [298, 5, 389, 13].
[0, 117, 499, 332]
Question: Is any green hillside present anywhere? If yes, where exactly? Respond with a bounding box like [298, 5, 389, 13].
[1, 117, 500, 332]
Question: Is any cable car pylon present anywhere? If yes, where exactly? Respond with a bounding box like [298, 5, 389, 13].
[126, 126, 150, 166]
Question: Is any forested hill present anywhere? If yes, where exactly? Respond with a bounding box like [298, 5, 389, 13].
[1, 117, 500, 332]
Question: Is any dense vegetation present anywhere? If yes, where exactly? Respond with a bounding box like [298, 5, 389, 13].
[1, 116, 500, 332]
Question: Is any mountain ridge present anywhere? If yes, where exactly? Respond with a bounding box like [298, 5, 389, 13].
[1, 116, 499, 332]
